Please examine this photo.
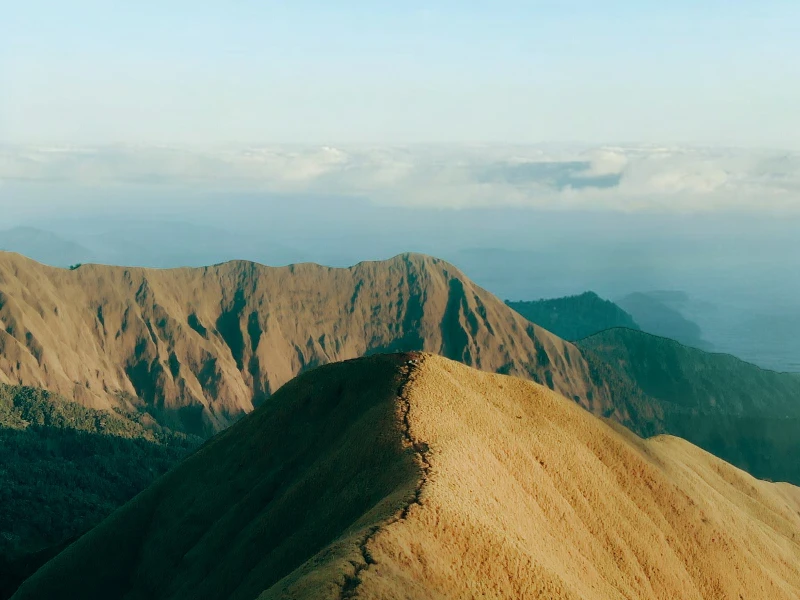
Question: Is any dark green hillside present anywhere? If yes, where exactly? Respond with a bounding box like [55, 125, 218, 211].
[667, 413, 800, 484]
[578, 328, 800, 484]
[507, 292, 640, 341]
[0, 384, 198, 599]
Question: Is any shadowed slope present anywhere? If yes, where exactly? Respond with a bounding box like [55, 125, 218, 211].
[0, 252, 599, 436]
[16, 355, 800, 599]
[0, 383, 198, 599]
[12, 354, 421, 600]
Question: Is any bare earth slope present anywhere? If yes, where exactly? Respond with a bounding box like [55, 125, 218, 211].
[15, 354, 800, 600]
[0, 252, 600, 436]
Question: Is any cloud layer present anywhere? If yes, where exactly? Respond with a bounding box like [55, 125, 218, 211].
[2, 144, 799, 212]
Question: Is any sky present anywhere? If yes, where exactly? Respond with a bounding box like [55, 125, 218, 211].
[2, 0, 800, 146]
[1, 3, 799, 371]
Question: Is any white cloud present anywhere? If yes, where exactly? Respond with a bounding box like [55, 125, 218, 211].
[582, 149, 629, 177]
[1, 144, 799, 213]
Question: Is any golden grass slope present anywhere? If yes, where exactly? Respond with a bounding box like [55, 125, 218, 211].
[347, 355, 800, 599]
[15, 354, 800, 599]
[0, 252, 601, 436]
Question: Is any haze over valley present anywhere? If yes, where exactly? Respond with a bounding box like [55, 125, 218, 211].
[4, 161, 799, 372]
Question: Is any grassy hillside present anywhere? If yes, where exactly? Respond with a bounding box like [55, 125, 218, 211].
[507, 291, 640, 340]
[11, 353, 421, 600]
[578, 328, 800, 483]
[13, 355, 800, 599]
[0, 384, 198, 599]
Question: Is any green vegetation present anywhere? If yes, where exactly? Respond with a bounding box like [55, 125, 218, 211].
[578, 328, 800, 484]
[667, 413, 800, 485]
[507, 292, 640, 341]
[0, 384, 200, 599]
[68, 263, 82, 270]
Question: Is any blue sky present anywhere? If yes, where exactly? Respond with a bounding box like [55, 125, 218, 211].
[2, 1, 799, 145]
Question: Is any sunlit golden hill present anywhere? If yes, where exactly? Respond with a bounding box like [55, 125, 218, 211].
[14, 354, 800, 599]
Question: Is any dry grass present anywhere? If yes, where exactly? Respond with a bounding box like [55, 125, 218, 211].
[354, 355, 800, 599]
[13, 354, 800, 599]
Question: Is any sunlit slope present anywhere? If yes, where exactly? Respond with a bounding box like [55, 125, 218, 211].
[16, 354, 800, 599]
[0, 252, 598, 436]
[345, 355, 800, 599]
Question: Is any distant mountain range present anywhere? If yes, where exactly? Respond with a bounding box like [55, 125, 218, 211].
[3, 225, 794, 370]
[0, 252, 605, 437]
[510, 288, 799, 374]
[506, 289, 714, 351]
[0, 250, 795, 474]
[0, 225, 305, 270]
[0, 228, 93, 268]
[506, 291, 641, 341]
[616, 291, 714, 351]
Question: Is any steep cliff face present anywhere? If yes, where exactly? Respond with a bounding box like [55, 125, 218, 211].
[0, 252, 602, 435]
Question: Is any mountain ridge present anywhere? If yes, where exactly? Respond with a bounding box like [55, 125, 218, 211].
[13, 354, 800, 600]
[617, 291, 713, 351]
[0, 251, 607, 436]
